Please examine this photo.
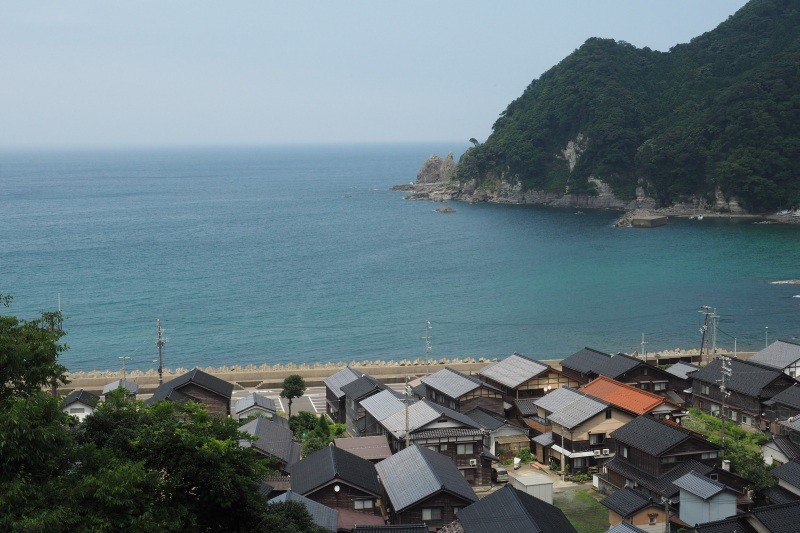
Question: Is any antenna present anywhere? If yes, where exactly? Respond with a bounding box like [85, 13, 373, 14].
[119, 355, 131, 381]
[423, 320, 432, 375]
[641, 333, 648, 363]
[156, 319, 168, 385]
[404, 375, 411, 449]
[718, 355, 733, 446]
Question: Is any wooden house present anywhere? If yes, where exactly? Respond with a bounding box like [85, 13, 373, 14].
[560, 347, 683, 394]
[376, 444, 478, 531]
[234, 392, 277, 421]
[750, 338, 800, 378]
[601, 486, 667, 533]
[674, 471, 739, 527]
[239, 416, 300, 475]
[324, 366, 362, 424]
[579, 375, 683, 420]
[101, 378, 139, 399]
[456, 484, 576, 533]
[420, 367, 504, 415]
[478, 352, 580, 402]
[144, 367, 233, 418]
[342, 374, 391, 437]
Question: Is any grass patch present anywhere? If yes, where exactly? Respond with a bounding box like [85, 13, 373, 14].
[553, 488, 608, 533]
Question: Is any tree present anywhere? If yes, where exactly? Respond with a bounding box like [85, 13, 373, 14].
[280, 374, 306, 418]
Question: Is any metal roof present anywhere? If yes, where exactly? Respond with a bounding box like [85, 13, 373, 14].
[375, 444, 477, 513]
[532, 431, 554, 447]
[478, 353, 548, 389]
[750, 339, 800, 370]
[534, 387, 607, 429]
[421, 367, 487, 398]
[674, 470, 734, 500]
[456, 484, 575, 533]
[268, 490, 338, 532]
[234, 392, 276, 414]
[665, 361, 700, 380]
[323, 366, 362, 399]
[102, 378, 139, 395]
[360, 389, 406, 422]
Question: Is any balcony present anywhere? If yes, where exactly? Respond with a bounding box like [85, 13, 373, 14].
[525, 415, 551, 434]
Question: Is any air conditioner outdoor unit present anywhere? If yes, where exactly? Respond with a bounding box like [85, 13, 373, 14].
[602, 449, 610, 455]
[593, 450, 602, 457]
[468, 459, 477, 466]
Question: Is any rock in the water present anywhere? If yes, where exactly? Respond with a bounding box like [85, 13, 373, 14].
[417, 152, 456, 184]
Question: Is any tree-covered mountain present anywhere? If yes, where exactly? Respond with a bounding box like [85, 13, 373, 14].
[455, 0, 800, 212]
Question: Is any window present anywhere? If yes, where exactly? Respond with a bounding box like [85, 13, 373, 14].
[427, 445, 438, 452]
[741, 415, 750, 425]
[354, 499, 373, 510]
[619, 445, 629, 459]
[605, 409, 612, 420]
[640, 383, 649, 391]
[654, 382, 667, 391]
[661, 456, 677, 464]
[421, 508, 442, 521]
[701, 384, 710, 395]
[453, 506, 463, 515]
[701, 452, 718, 460]
[69, 407, 85, 413]
[573, 457, 586, 468]
[440, 444, 448, 452]
[643, 368, 648, 375]
[589, 433, 605, 445]
[648, 513, 658, 525]
[457, 443, 474, 455]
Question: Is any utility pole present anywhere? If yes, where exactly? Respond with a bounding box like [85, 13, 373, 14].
[423, 320, 432, 375]
[710, 309, 719, 357]
[404, 375, 410, 449]
[699, 306, 711, 362]
[698, 306, 718, 363]
[641, 333, 648, 363]
[765, 326, 769, 348]
[156, 319, 167, 385]
[119, 355, 131, 381]
[719, 355, 733, 447]
[661, 497, 672, 533]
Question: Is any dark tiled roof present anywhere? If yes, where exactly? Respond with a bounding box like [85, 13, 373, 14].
[235, 392, 276, 414]
[772, 459, 800, 490]
[600, 487, 655, 517]
[606, 457, 713, 498]
[376, 444, 477, 513]
[514, 398, 538, 417]
[291, 445, 381, 497]
[691, 357, 790, 398]
[412, 427, 484, 440]
[751, 500, 800, 532]
[239, 416, 300, 468]
[693, 516, 756, 533]
[380, 399, 480, 440]
[456, 484, 576, 533]
[750, 339, 800, 370]
[352, 526, 428, 533]
[145, 367, 233, 406]
[611, 415, 716, 456]
[768, 384, 800, 411]
[268, 490, 338, 532]
[422, 367, 498, 399]
[341, 375, 387, 401]
[464, 407, 507, 431]
[607, 522, 649, 533]
[102, 378, 139, 395]
[532, 431, 554, 447]
[324, 366, 362, 399]
[772, 435, 800, 460]
[765, 484, 800, 504]
[560, 347, 637, 378]
[478, 353, 548, 389]
[63, 389, 100, 408]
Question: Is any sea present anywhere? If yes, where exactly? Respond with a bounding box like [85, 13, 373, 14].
[2, 144, 800, 373]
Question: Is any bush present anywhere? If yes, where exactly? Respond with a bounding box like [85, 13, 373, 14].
[517, 448, 534, 463]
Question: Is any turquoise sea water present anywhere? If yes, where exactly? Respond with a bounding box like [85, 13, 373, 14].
[2, 144, 799, 372]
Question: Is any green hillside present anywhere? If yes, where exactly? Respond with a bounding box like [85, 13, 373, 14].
[456, 0, 800, 212]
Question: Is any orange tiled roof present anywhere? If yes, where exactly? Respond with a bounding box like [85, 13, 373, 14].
[578, 375, 666, 415]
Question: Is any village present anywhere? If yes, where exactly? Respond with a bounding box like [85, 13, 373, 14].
[60, 340, 800, 533]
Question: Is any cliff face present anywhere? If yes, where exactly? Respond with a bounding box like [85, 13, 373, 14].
[446, 0, 800, 213]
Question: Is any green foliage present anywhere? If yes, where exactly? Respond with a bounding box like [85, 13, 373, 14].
[517, 447, 533, 463]
[289, 411, 319, 438]
[458, 0, 800, 212]
[280, 374, 306, 418]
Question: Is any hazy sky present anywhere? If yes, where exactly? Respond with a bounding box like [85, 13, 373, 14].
[2, 1, 749, 148]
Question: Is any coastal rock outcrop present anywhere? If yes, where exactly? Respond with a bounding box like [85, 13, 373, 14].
[416, 152, 456, 184]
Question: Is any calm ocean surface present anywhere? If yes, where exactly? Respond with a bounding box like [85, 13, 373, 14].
[2, 144, 799, 372]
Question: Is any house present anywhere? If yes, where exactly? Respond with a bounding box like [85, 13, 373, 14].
[560, 347, 682, 394]
[663, 361, 700, 403]
[764, 384, 800, 434]
[234, 392, 277, 420]
[342, 375, 391, 436]
[145, 367, 234, 417]
[687, 500, 800, 532]
[324, 366, 362, 424]
[62, 389, 100, 422]
[464, 406, 529, 459]
[352, 526, 428, 533]
[674, 470, 739, 527]
[750, 338, 800, 378]
[768, 460, 800, 504]
[603, 415, 720, 500]
[607, 523, 649, 533]
[360, 389, 407, 437]
[376, 444, 478, 531]
[268, 490, 339, 532]
[101, 378, 139, 398]
[478, 352, 580, 402]
[239, 415, 300, 475]
[579, 375, 683, 419]
[334, 436, 393, 463]
[532, 387, 632, 474]
[600, 486, 667, 533]
[291, 445, 384, 520]
[375, 399, 491, 486]
[455, 484, 576, 533]
[690, 357, 796, 430]
[420, 367, 504, 415]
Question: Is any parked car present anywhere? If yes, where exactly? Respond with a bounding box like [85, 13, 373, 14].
[491, 466, 508, 483]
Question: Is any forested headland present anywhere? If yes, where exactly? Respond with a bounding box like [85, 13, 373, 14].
[450, 0, 800, 213]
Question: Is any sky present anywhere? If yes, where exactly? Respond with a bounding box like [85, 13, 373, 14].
[2, 1, 749, 148]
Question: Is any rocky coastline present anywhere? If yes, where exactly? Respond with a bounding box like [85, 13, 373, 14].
[396, 153, 800, 226]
